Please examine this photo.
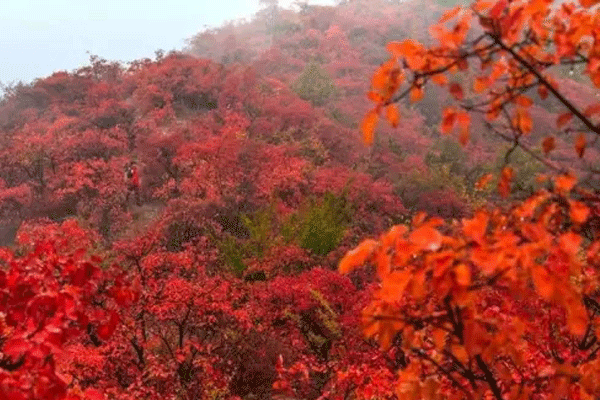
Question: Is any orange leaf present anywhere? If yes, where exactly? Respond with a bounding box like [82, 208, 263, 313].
[361, 110, 379, 146]
[339, 239, 379, 273]
[463, 211, 489, 244]
[498, 166, 513, 198]
[513, 108, 532, 134]
[474, 77, 489, 93]
[380, 270, 411, 301]
[542, 136, 556, 155]
[409, 225, 442, 252]
[410, 86, 424, 102]
[474, 0, 495, 12]
[412, 211, 428, 227]
[439, 6, 461, 23]
[559, 232, 582, 257]
[454, 264, 471, 286]
[554, 174, 577, 193]
[385, 104, 400, 127]
[575, 133, 586, 158]
[449, 83, 464, 100]
[557, 112, 573, 128]
[475, 173, 493, 190]
[566, 296, 588, 336]
[432, 329, 447, 349]
[514, 95, 533, 107]
[367, 91, 383, 102]
[431, 73, 448, 86]
[532, 265, 554, 300]
[569, 200, 590, 224]
[457, 112, 471, 145]
[372, 68, 389, 92]
[386, 39, 424, 59]
[580, 0, 600, 8]
[537, 85, 548, 100]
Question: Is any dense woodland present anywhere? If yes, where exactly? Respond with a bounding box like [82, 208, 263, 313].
[1, 0, 600, 399]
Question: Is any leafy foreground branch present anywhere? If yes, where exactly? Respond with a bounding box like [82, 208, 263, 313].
[340, 175, 600, 399]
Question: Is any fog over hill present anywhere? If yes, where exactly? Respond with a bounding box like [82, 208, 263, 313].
[0, 0, 335, 86]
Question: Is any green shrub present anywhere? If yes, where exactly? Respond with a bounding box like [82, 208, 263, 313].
[215, 233, 248, 275]
[240, 205, 278, 257]
[292, 62, 338, 106]
[282, 192, 350, 256]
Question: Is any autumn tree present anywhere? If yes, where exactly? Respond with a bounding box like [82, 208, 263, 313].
[343, 0, 600, 399]
[365, 0, 600, 183]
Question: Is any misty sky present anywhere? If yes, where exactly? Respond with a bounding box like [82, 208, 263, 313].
[0, 0, 335, 85]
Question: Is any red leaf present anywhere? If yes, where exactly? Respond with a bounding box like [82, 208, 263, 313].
[449, 83, 464, 100]
[83, 388, 105, 400]
[440, 107, 457, 134]
[542, 136, 556, 155]
[490, 0, 508, 19]
[97, 310, 120, 340]
[3, 338, 30, 358]
[557, 112, 573, 128]
[575, 133, 586, 158]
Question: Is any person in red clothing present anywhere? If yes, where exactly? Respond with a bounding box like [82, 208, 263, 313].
[125, 163, 142, 206]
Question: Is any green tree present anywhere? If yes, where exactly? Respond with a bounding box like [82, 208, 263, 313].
[292, 62, 338, 106]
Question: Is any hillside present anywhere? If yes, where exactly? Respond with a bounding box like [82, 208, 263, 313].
[2, 0, 600, 399]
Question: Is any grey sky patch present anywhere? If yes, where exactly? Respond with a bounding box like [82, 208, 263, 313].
[0, 0, 335, 85]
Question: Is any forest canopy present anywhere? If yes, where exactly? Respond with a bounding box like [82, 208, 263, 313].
[1, 0, 600, 399]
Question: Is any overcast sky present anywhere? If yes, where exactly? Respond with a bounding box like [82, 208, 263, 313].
[0, 0, 335, 85]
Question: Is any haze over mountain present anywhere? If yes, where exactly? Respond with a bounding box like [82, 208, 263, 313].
[0, 0, 335, 85]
